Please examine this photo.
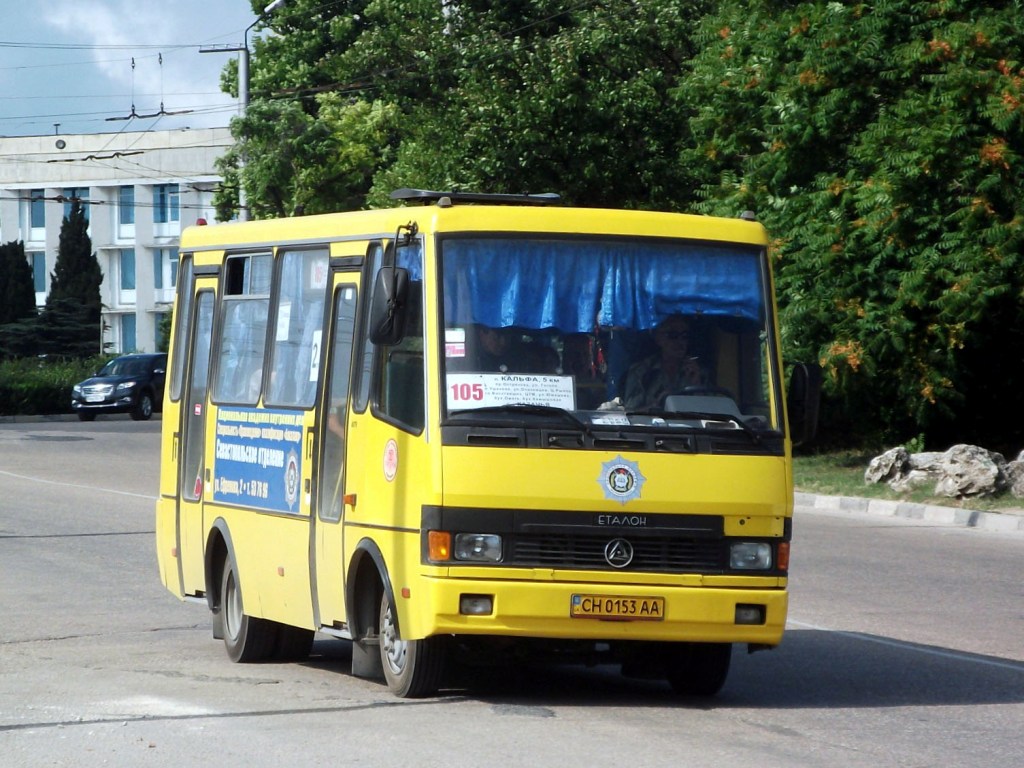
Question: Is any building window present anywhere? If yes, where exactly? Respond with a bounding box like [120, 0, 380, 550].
[120, 249, 136, 291]
[63, 187, 89, 221]
[30, 253, 45, 293]
[122, 313, 137, 353]
[154, 184, 179, 224]
[153, 248, 178, 291]
[30, 190, 45, 228]
[154, 312, 169, 350]
[118, 186, 135, 225]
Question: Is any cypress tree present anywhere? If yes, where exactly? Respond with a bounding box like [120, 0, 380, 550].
[41, 200, 104, 357]
[0, 240, 37, 326]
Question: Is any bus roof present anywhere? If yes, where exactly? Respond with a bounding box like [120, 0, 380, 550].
[179, 201, 768, 253]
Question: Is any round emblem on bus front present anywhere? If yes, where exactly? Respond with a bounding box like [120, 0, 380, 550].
[598, 456, 646, 504]
[604, 538, 634, 568]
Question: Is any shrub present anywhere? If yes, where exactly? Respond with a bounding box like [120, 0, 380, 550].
[0, 356, 110, 416]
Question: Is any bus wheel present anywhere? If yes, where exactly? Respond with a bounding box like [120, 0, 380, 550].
[665, 642, 731, 696]
[378, 592, 444, 698]
[220, 557, 278, 663]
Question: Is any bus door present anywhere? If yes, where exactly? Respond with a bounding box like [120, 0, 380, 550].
[312, 273, 361, 630]
[177, 281, 217, 596]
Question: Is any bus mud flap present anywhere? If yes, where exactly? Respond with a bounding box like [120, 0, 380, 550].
[351, 635, 383, 680]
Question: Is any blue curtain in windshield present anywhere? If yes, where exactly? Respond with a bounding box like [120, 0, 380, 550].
[442, 238, 764, 332]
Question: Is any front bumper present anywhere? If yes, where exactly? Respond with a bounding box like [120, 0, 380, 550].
[405, 575, 787, 646]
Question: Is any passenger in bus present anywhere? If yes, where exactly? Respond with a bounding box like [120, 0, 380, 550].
[620, 315, 704, 409]
[563, 333, 604, 409]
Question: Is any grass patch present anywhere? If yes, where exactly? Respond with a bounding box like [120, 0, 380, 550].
[793, 451, 1024, 512]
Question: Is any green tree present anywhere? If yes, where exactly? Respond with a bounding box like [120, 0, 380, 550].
[0, 240, 40, 359]
[214, 0, 386, 219]
[219, 0, 1024, 450]
[0, 240, 37, 326]
[676, 0, 1024, 451]
[41, 200, 103, 358]
[220, 0, 708, 215]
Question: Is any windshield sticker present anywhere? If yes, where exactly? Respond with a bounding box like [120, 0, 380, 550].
[599, 456, 647, 505]
[592, 413, 630, 426]
[445, 328, 466, 358]
[447, 372, 575, 410]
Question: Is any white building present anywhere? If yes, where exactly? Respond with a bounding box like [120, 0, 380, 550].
[0, 128, 232, 353]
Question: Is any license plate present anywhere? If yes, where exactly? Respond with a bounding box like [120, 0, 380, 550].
[570, 594, 665, 621]
[86, 394, 105, 403]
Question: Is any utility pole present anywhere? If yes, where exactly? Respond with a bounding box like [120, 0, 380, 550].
[199, 0, 288, 222]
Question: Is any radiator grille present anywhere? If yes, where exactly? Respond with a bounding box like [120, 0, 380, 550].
[508, 533, 727, 573]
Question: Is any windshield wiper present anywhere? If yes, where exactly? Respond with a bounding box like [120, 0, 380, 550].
[626, 408, 763, 444]
[449, 404, 595, 439]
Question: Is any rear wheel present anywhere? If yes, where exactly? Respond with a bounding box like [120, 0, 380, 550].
[130, 392, 153, 421]
[665, 642, 732, 696]
[379, 592, 445, 698]
[220, 557, 278, 662]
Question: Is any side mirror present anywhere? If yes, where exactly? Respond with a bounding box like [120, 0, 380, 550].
[787, 363, 822, 447]
[368, 266, 410, 346]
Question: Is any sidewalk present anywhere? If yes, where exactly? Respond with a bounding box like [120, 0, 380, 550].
[795, 491, 1024, 534]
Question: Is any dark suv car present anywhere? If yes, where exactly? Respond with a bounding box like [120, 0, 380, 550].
[71, 353, 167, 421]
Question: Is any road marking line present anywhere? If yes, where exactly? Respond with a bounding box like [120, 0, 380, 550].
[0, 469, 156, 501]
[788, 619, 1024, 673]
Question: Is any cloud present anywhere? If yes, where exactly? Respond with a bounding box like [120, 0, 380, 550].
[38, 0, 251, 128]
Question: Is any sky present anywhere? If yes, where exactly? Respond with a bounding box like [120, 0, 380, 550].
[0, 0, 262, 138]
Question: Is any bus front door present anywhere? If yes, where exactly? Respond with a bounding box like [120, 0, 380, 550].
[177, 286, 216, 596]
[312, 277, 360, 630]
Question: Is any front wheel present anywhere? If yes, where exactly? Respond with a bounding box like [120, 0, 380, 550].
[130, 392, 153, 421]
[220, 557, 278, 662]
[665, 642, 732, 696]
[378, 592, 445, 698]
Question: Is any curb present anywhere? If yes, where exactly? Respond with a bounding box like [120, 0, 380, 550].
[795, 491, 1024, 534]
[0, 414, 79, 423]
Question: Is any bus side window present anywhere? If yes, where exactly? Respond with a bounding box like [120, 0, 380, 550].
[213, 253, 272, 405]
[266, 249, 329, 408]
[373, 242, 424, 433]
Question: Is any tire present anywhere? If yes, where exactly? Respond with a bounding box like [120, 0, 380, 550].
[130, 392, 153, 421]
[665, 642, 732, 696]
[378, 592, 445, 698]
[220, 557, 278, 663]
[77, 412, 97, 422]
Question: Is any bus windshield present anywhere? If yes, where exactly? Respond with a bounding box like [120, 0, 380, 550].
[439, 235, 780, 437]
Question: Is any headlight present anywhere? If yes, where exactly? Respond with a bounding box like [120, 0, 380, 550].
[454, 533, 502, 562]
[72, 384, 82, 394]
[729, 542, 773, 570]
[116, 380, 137, 392]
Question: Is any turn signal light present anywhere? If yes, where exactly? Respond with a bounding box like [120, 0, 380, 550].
[428, 530, 451, 561]
[777, 541, 790, 572]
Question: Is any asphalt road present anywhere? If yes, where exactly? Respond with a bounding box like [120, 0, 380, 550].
[1, 418, 1021, 767]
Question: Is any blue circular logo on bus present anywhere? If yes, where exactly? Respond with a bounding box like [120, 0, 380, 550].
[599, 456, 646, 504]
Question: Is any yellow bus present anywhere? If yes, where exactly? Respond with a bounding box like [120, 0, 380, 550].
[156, 189, 819, 698]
